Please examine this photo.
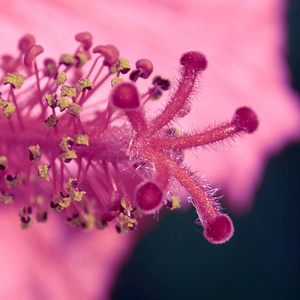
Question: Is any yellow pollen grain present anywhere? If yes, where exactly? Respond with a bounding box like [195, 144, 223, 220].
[76, 52, 88, 68]
[55, 72, 67, 86]
[0, 191, 14, 204]
[28, 145, 41, 162]
[66, 178, 86, 202]
[67, 103, 82, 117]
[37, 164, 50, 181]
[36, 195, 44, 205]
[110, 58, 131, 74]
[61, 85, 77, 98]
[2, 102, 16, 119]
[59, 137, 74, 152]
[0, 98, 7, 108]
[3, 73, 25, 89]
[111, 77, 123, 86]
[170, 196, 181, 210]
[5, 174, 21, 188]
[117, 212, 137, 234]
[54, 191, 71, 208]
[45, 93, 57, 108]
[43, 114, 59, 129]
[82, 214, 95, 231]
[57, 97, 70, 111]
[78, 78, 93, 92]
[74, 133, 89, 146]
[120, 197, 134, 212]
[59, 54, 74, 66]
[0, 156, 8, 170]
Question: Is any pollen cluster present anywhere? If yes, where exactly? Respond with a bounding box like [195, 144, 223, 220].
[0, 32, 258, 244]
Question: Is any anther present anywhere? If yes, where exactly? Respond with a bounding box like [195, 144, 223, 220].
[44, 58, 57, 77]
[93, 45, 119, 67]
[18, 34, 35, 53]
[24, 45, 44, 68]
[1, 55, 15, 73]
[36, 209, 48, 222]
[75, 32, 93, 51]
[0, 191, 14, 204]
[135, 59, 153, 79]
[0, 156, 8, 170]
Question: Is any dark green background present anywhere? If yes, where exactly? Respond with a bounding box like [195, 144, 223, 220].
[112, 2, 300, 299]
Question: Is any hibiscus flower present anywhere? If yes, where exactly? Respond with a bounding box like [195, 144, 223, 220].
[0, 0, 299, 299]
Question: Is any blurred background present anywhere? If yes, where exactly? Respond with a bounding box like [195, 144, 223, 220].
[112, 1, 300, 299]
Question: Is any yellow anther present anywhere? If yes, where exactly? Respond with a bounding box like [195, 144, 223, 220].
[78, 78, 93, 92]
[59, 137, 77, 162]
[61, 85, 77, 98]
[117, 212, 137, 234]
[120, 197, 134, 212]
[0, 156, 8, 170]
[55, 72, 67, 85]
[168, 196, 181, 210]
[82, 214, 95, 231]
[19, 205, 33, 229]
[74, 133, 89, 146]
[76, 52, 88, 68]
[36, 209, 47, 222]
[0, 97, 7, 108]
[60, 149, 77, 162]
[45, 93, 57, 108]
[57, 97, 70, 111]
[54, 191, 71, 208]
[67, 103, 82, 117]
[28, 145, 41, 162]
[59, 137, 74, 152]
[110, 58, 131, 74]
[43, 114, 59, 129]
[36, 195, 44, 205]
[49, 201, 65, 213]
[66, 178, 86, 202]
[59, 54, 74, 66]
[5, 174, 21, 188]
[0, 191, 14, 204]
[20, 215, 33, 230]
[37, 164, 50, 181]
[95, 217, 107, 230]
[66, 214, 85, 227]
[3, 73, 25, 89]
[111, 77, 123, 86]
[2, 102, 16, 119]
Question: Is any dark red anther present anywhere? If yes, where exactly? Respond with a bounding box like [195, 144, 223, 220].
[75, 32, 93, 51]
[93, 45, 119, 67]
[24, 45, 44, 68]
[18, 34, 35, 53]
[110, 82, 140, 110]
[1, 55, 15, 73]
[135, 59, 153, 79]
[180, 51, 207, 72]
[135, 181, 163, 214]
[232, 107, 259, 133]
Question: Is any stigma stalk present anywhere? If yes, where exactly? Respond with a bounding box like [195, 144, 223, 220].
[0, 32, 258, 243]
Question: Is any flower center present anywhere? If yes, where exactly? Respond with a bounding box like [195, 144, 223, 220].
[0, 32, 258, 243]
